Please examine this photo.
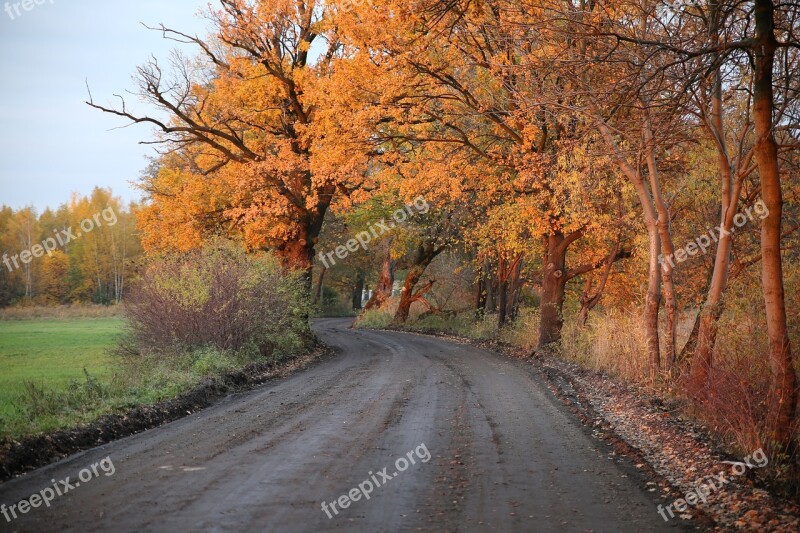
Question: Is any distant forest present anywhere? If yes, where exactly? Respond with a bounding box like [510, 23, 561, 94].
[0, 188, 140, 306]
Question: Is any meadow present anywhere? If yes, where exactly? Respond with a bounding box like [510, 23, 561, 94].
[0, 317, 122, 432]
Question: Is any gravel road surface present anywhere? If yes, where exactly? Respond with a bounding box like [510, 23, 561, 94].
[0, 318, 687, 532]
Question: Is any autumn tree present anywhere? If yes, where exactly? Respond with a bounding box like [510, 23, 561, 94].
[332, 0, 633, 345]
[88, 0, 370, 283]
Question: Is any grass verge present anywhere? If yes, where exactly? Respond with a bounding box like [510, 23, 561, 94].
[0, 342, 331, 481]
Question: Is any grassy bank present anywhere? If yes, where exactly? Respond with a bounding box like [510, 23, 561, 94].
[0, 314, 307, 441]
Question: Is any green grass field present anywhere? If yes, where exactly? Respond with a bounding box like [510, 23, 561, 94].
[0, 318, 122, 422]
[0, 307, 305, 440]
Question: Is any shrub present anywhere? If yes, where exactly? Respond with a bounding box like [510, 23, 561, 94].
[187, 346, 238, 376]
[121, 240, 311, 359]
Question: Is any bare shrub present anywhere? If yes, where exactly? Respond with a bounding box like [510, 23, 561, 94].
[690, 306, 799, 471]
[121, 240, 310, 359]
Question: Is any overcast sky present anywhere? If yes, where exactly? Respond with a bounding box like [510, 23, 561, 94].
[0, 0, 210, 212]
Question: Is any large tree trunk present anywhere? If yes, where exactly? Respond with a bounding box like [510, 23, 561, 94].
[277, 200, 330, 292]
[752, 0, 797, 453]
[536, 230, 627, 353]
[538, 234, 568, 349]
[393, 267, 433, 324]
[365, 240, 395, 310]
[392, 243, 443, 324]
[274, 231, 314, 290]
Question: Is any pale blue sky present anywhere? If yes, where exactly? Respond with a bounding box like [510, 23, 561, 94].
[0, 0, 210, 212]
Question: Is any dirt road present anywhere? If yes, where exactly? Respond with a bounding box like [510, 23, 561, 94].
[0, 318, 688, 532]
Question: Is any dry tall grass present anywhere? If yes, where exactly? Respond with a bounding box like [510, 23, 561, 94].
[0, 304, 123, 320]
[561, 308, 651, 382]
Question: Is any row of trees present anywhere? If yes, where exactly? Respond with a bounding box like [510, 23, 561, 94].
[0, 188, 140, 306]
[91, 1, 798, 452]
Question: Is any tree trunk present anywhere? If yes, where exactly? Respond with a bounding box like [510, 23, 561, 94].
[577, 275, 594, 328]
[534, 228, 618, 352]
[538, 234, 568, 350]
[688, 6, 742, 393]
[689, 221, 734, 393]
[507, 258, 523, 322]
[313, 266, 327, 305]
[577, 242, 620, 327]
[475, 263, 486, 312]
[681, 254, 719, 364]
[498, 276, 508, 327]
[484, 258, 497, 314]
[394, 267, 427, 324]
[595, 117, 662, 378]
[278, 203, 329, 293]
[365, 240, 395, 310]
[276, 234, 314, 277]
[392, 243, 443, 324]
[752, 0, 797, 453]
[351, 271, 365, 310]
[644, 223, 663, 379]
[642, 114, 677, 372]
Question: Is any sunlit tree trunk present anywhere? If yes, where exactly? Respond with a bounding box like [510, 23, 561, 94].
[688, 1, 744, 393]
[643, 117, 677, 372]
[752, 0, 797, 452]
[365, 239, 395, 311]
[596, 119, 662, 377]
[393, 243, 443, 324]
